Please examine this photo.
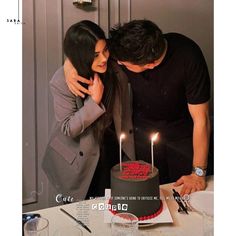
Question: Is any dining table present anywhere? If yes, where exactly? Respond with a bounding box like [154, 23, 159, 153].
[26, 176, 213, 236]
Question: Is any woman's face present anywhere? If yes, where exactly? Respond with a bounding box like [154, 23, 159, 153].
[91, 39, 110, 73]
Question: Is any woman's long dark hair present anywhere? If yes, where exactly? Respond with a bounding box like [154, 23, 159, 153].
[64, 20, 119, 142]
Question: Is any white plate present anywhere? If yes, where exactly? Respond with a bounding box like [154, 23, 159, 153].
[138, 222, 157, 228]
[188, 191, 214, 216]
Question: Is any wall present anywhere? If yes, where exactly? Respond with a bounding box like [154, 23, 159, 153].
[23, 0, 213, 211]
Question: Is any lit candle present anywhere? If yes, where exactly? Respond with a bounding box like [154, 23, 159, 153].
[119, 133, 126, 171]
[151, 133, 159, 172]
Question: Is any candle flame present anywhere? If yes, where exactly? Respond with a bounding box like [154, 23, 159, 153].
[151, 132, 159, 142]
[120, 133, 126, 140]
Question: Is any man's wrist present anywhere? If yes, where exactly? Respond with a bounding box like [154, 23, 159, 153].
[192, 166, 207, 177]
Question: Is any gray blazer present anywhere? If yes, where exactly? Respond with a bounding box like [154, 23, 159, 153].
[42, 64, 135, 200]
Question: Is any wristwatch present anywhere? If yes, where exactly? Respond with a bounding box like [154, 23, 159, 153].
[192, 166, 207, 177]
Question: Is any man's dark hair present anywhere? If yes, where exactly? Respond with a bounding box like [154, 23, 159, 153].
[64, 20, 106, 79]
[109, 20, 166, 65]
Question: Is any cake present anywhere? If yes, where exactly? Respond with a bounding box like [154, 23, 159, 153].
[110, 160, 162, 220]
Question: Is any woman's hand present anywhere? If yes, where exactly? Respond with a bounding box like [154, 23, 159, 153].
[89, 73, 104, 104]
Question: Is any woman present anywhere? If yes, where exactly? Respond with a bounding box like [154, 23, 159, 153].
[42, 20, 135, 203]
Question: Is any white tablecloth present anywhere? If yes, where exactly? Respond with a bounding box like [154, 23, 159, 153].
[28, 176, 214, 236]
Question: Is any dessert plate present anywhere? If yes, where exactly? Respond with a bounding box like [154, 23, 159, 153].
[138, 222, 157, 228]
[188, 191, 213, 216]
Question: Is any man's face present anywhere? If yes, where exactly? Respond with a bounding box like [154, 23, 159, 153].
[117, 59, 163, 73]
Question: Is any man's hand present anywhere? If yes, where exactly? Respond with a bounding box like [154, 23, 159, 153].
[64, 58, 92, 97]
[89, 73, 104, 104]
[173, 173, 206, 196]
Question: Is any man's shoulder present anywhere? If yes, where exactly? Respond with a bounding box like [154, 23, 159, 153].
[164, 32, 203, 59]
[164, 32, 188, 38]
[164, 32, 200, 49]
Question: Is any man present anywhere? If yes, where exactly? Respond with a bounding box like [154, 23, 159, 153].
[64, 20, 212, 196]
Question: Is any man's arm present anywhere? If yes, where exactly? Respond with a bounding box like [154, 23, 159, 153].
[64, 58, 92, 97]
[189, 101, 210, 168]
[174, 101, 211, 195]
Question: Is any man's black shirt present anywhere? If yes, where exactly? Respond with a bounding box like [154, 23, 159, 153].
[123, 33, 210, 141]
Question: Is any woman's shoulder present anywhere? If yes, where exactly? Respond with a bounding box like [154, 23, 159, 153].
[50, 67, 65, 86]
[50, 66, 71, 94]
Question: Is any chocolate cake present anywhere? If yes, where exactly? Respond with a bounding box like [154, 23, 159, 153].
[110, 160, 161, 219]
